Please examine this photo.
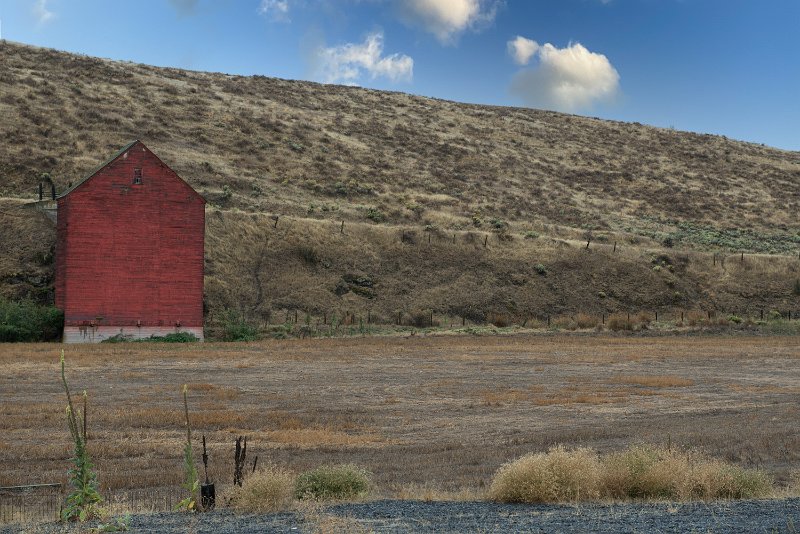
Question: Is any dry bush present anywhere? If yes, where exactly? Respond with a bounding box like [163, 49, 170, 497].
[686, 311, 708, 327]
[601, 445, 773, 500]
[607, 313, 632, 331]
[490, 445, 773, 504]
[227, 464, 295, 513]
[551, 315, 577, 331]
[488, 446, 603, 503]
[574, 313, 598, 329]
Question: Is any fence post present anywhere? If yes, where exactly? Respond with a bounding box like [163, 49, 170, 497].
[547, 315, 551, 327]
[397, 311, 402, 325]
[484, 235, 488, 248]
[340, 221, 344, 234]
[613, 241, 617, 253]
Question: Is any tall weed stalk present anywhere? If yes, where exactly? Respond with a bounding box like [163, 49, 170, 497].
[60, 350, 102, 521]
[175, 384, 199, 511]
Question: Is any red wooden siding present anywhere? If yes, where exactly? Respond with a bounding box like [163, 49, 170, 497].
[55, 142, 205, 330]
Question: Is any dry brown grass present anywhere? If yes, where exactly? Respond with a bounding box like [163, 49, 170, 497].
[611, 375, 695, 388]
[1, 334, 799, 501]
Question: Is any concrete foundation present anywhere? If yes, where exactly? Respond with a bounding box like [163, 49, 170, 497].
[63, 326, 204, 343]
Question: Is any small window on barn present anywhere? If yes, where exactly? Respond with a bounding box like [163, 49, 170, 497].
[133, 168, 142, 185]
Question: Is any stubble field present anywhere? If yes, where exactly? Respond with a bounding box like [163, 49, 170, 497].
[1, 333, 799, 506]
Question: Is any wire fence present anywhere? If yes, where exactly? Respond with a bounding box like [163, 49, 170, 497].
[0, 484, 186, 526]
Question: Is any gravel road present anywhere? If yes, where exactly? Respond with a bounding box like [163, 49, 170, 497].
[6, 498, 799, 533]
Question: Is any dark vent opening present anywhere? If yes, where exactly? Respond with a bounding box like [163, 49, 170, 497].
[133, 168, 143, 185]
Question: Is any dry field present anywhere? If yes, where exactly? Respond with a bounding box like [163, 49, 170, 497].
[1, 334, 799, 504]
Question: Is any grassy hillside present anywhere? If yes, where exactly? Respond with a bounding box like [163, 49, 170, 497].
[0, 41, 798, 328]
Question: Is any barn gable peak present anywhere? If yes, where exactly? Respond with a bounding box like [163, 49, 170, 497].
[57, 140, 205, 204]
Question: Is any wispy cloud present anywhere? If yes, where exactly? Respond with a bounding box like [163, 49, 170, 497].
[314, 31, 413, 85]
[33, 0, 55, 25]
[168, 0, 199, 15]
[509, 39, 620, 112]
[258, 0, 291, 22]
[398, 0, 500, 44]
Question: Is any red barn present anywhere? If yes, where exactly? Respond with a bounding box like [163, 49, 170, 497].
[55, 140, 205, 342]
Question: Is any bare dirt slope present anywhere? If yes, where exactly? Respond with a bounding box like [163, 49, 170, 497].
[0, 41, 798, 321]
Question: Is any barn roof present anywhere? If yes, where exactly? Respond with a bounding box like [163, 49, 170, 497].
[57, 140, 205, 203]
[57, 140, 139, 199]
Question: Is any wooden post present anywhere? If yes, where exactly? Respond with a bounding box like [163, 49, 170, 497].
[294, 310, 298, 323]
[367, 311, 371, 324]
[484, 235, 488, 248]
[453, 233, 456, 244]
[462, 315, 465, 326]
[586, 238, 591, 249]
[760, 309, 764, 321]
[602, 313, 605, 325]
[741, 252, 744, 262]
[681, 311, 684, 322]
[273, 216, 279, 228]
[397, 311, 402, 325]
[401, 231, 405, 243]
[713, 254, 716, 266]
[340, 221, 344, 234]
[613, 241, 617, 253]
[707, 310, 711, 321]
[323, 312, 327, 325]
[428, 233, 431, 244]
[655, 311, 658, 321]
[547, 315, 551, 327]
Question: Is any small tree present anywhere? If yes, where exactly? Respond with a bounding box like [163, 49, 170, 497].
[60, 351, 102, 521]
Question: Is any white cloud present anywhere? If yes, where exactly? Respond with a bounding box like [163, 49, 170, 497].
[399, 0, 499, 44]
[315, 31, 413, 85]
[258, 0, 291, 21]
[509, 40, 620, 112]
[507, 36, 539, 66]
[33, 0, 55, 25]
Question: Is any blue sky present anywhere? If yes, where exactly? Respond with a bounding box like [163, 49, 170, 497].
[2, 0, 799, 150]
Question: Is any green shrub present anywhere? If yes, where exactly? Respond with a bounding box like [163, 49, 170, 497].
[524, 231, 540, 240]
[534, 263, 548, 276]
[365, 207, 385, 223]
[727, 315, 742, 324]
[102, 332, 198, 343]
[0, 298, 63, 342]
[295, 464, 370, 501]
[217, 309, 258, 342]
